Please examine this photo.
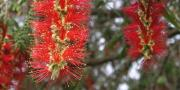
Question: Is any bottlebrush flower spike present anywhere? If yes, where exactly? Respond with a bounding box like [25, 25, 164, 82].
[123, 0, 167, 68]
[30, 0, 90, 82]
[0, 34, 26, 89]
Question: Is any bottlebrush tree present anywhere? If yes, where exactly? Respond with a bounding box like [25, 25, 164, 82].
[2, 0, 180, 89]
[30, 0, 90, 83]
[123, 0, 167, 68]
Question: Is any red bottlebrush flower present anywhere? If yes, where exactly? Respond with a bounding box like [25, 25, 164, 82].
[123, 0, 167, 68]
[0, 35, 26, 89]
[30, 0, 90, 83]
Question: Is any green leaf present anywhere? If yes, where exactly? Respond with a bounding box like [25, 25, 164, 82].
[164, 8, 180, 30]
[157, 76, 167, 85]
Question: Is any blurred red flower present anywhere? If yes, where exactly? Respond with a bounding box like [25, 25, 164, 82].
[123, 0, 167, 68]
[0, 35, 26, 89]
